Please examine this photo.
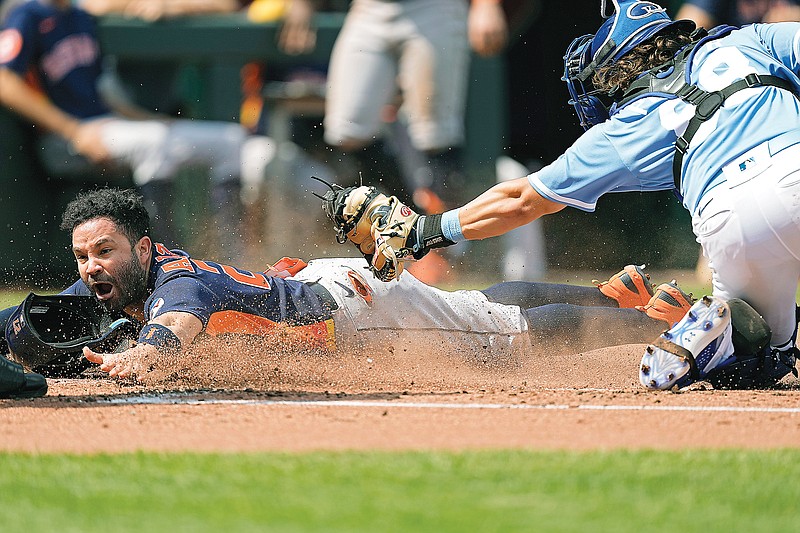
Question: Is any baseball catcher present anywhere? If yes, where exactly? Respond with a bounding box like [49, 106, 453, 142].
[317, 0, 800, 387]
[317, 181, 798, 390]
[317, 179, 452, 282]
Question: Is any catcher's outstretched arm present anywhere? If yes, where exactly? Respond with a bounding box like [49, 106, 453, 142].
[455, 177, 565, 241]
[318, 177, 564, 282]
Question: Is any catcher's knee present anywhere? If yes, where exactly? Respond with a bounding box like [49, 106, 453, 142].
[648, 297, 796, 389]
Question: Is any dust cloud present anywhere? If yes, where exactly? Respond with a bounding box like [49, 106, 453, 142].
[136, 332, 645, 393]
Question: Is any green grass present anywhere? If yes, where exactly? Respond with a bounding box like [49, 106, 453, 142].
[0, 450, 798, 532]
[0, 282, 795, 532]
[0, 290, 34, 309]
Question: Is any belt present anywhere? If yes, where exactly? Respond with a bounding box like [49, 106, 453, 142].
[767, 129, 800, 157]
[306, 282, 339, 311]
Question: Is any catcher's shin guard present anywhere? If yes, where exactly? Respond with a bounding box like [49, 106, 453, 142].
[595, 264, 654, 308]
[0, 355, 47, 399]
[636, 281, 694, 326]
[640, 296, 733, 390]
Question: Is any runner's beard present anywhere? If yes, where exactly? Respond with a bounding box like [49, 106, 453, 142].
[94, 254, 148, 313]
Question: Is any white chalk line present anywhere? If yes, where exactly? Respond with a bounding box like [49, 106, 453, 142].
[98, 395, 800, 414]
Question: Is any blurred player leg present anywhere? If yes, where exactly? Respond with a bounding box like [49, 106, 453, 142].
[399, 0, 471, 282]
[399, 0, 469, 207]
[323, 0, 409, 198]
[495, 156, 547, 281]
[139, 179, 179, 247]
[481, 280, 616, 308]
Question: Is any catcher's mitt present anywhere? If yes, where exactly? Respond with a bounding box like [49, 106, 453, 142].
[320, 184, 420, 281]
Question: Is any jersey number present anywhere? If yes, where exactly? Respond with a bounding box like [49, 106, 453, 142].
[158, 253, 271, 289]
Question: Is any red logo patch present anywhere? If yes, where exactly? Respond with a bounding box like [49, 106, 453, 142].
[347, 270, 374, 307]
[150, 298, 165, 320]
[39, 17, 56, 34]
[400, 205, 412, 217]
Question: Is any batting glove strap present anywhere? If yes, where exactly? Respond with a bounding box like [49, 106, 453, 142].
[137, 323, 182, 355]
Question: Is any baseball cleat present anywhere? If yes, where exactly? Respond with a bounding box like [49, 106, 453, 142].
[636, 281, 695, 326]
[595, 264, 654, 308]
[639, 296, 734, 390]
[0, 355, 47, 399]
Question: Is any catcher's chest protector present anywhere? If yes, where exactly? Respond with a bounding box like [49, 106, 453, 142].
[614, 26, 800, 191]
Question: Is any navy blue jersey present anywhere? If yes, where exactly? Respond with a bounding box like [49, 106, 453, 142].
[0, 0, 110, 118]
[62, 243, 334, 347]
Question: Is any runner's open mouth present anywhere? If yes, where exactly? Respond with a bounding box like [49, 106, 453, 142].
[94, 282, 113, 298]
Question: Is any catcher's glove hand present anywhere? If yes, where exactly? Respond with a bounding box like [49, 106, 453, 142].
[321, 184, 421, 281]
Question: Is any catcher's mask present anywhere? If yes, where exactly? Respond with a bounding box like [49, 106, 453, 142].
[563, 0, 695, 129]
[4, 293, 136, 372]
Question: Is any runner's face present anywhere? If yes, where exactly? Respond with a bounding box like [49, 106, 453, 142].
[72, 218, 149, 312]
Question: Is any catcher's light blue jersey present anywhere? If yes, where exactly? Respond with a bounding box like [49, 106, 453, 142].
[529, 22, 800, 214]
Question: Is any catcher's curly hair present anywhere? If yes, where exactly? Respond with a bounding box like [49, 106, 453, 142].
[592, 28, 694, 95]
[60, 188, 151, 245]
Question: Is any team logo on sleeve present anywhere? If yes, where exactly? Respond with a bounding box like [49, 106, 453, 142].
[39, 17, 57, 34]
[346, 270, 374, 307]
[149, 298, 165, 320]
[11, 314, 24, 335]
[0, 29, 23, 63]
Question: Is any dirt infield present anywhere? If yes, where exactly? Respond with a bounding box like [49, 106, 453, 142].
[3, 343, 800, 453]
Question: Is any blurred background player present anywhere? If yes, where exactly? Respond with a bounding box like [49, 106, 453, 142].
[320, 0, 508, 207]
[0, 0, 278, 263]
[78, 0, 252, 20]
[276, 0, 508, 281]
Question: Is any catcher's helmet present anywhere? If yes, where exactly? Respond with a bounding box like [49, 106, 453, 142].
[563, 0, 695, 129]
[4, 293, 137, 376]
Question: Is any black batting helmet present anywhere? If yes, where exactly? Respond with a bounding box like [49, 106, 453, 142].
[4, 293, 137, 377]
